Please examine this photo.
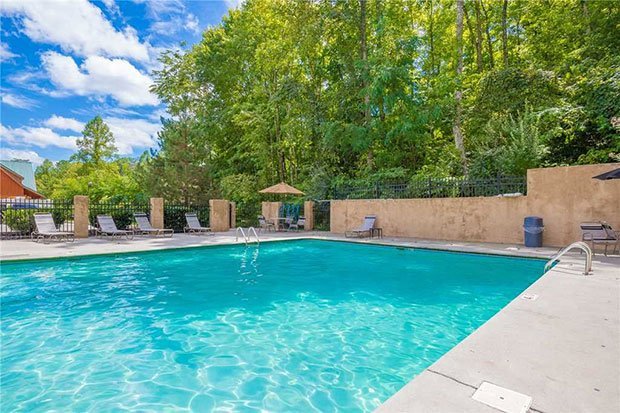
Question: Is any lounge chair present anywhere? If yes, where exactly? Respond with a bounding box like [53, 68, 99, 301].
[288, 216, 305, 231]
[96, 215, 133, 240]
[32, 213, 75, 243]
[134, 212, 173, 237]
[345, 215, 376, 238]
[184, 212, 212, 235]
[258, 215, 275, 232]
[580, 222, 619, 256]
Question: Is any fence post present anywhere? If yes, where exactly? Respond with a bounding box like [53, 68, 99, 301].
[149, 198, 164, 229]
[427, 177, 433, 198]
[261, 201, 282, 222]
[304, 200, 314, 231]
[229, 202, 236, 228]
[73, 195, 89, 238]
[209, 199, 231, 232]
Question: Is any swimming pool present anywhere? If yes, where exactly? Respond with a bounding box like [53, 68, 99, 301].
[1, 239, 545, 412]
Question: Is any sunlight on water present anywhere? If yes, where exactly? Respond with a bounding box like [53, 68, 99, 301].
[0, 240, 544, 412]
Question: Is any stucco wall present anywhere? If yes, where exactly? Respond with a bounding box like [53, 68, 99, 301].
[261, 202, 282, 222]
[331, 164, 620, 247]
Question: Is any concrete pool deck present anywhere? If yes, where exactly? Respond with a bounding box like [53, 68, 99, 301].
[1, 232, 619, 412]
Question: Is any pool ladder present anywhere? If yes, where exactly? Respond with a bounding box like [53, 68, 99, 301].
[544, 241, 592, 275]
[235, 227, 260, 246]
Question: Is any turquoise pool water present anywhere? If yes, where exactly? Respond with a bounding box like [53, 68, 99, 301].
[1, 240, 545, 412]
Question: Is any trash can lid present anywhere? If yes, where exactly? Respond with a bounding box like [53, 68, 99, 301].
[524, 216, 543, 226]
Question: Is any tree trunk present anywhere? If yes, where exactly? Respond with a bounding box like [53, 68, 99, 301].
[472, 0, 485, 71]
[464, 3, 483, 72]
[454, 0, 468, 174]
[428, 0, 437, 75]
[479, 0, 495, 69]
[359, 0, 372, 168]
[502, 0, 508, 67]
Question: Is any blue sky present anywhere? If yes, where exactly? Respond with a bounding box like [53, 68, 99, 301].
[1, 0, 238, 165]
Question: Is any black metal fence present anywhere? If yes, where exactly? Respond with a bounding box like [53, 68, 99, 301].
[89, 201, 150, 231]
[164, 204, 209, 232]
[313, 200, 331, 231]
[0, 199, 74, 239]
[329, 175, 526, 200]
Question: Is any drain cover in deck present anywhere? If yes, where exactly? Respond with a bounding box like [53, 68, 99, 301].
[472, 382, 532, 413]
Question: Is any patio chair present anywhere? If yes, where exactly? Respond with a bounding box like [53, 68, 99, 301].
[288, 216, 305, 232]
[184, 212, 212, 235]
[258, 215, 275, 232]
[134, 212, 173, 237]
[283, 216, 294, 231]
[96, 215, 133, 240]
[580, 221, 619, 256]
[345, 215, 376, 238]
[32, 213, 75, 243]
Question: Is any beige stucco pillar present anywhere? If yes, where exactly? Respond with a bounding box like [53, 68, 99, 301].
[73, 195, 89, 238]
[304, 200, 314, 231]
[261, 201, 282, 222]
[209, 199, 231, 232]
[149, 198, 164, 229]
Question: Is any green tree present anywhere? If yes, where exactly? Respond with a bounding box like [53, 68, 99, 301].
[73, 116, 117, 166]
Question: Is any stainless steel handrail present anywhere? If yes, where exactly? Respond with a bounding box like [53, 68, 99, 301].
[545, 241, 593, 275]
[235, 227, 260, 245]
[235, 227, 248, 245]
[247, 227, 260, 244]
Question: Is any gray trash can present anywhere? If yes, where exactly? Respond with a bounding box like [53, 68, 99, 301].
[523, 216, 544, 247]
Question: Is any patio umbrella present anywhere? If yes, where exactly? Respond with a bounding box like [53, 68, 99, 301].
[592, 168, 620, 180]
[259, 182, 304, 195]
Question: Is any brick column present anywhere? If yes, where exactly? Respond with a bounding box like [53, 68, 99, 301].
[149, 197, 164, 229]
[73, 195, 89, 238]
[209, 199, 231, 232]
[304, 200, 314, 231]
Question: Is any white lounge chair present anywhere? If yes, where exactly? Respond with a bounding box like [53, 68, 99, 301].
[345, 215, 376, 238]
[134, 212, 173, 237]
[184, 213, 212, 235]
[96, 215, 133, 240]
[32, 213, 74, 243]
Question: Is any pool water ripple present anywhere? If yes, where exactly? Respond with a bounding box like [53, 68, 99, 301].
[1, 240, 544, 412]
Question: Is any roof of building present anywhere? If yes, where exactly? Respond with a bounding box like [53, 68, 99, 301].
[0, 160, 37, 191]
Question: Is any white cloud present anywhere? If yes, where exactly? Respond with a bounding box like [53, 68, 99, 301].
[185, 13, 200, 34]
[1, 123, 78, 150]
[105, 117, 160, 155]
[1, 115, 160, 157]
[0, 41, 17, 61]
[1, 92, 37, 109]
[44, 116, 84, 133]
[100, 0, 120, 15]
[225, 0, 244, 9]
[41, 52, 158, 106]
[0, 148, 45, 165]
[0, 0, 150, 62]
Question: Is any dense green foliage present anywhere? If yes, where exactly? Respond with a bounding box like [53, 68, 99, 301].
[35, 117, 143, 202]
[36, 1, 619, 217]
[136, 0, 619, 204]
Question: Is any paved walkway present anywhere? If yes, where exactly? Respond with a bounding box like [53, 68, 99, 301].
[1, 232, 618, 412]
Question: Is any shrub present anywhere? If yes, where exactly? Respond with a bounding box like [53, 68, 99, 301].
[2, 208, 34, 233]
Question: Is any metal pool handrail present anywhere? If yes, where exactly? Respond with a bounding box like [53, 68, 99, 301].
[545, 241, 592, 275]
[235, 227, 260, 245]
